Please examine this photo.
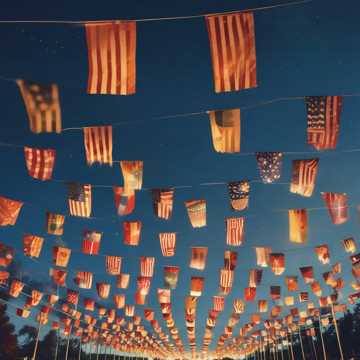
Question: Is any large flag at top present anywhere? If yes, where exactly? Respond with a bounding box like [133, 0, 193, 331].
[67, 183, 92, 218]
[85, 22, 136, 95]
[205, 12, 257, 93]
[17, 80, 62, 133]
[306, 96, 342, 150]
[0, 196, 23, 226]
[290, 159, 319, 197]
[24, 147, 56, 181]
[208, 109, 240, 153]
[83, 126, 113, 166]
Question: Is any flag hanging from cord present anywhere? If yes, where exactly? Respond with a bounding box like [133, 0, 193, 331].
[0, 196, 23, 226]
[159, 233, 176, 257]
[23, 234, 43, 258]
[256, 152, 283, 184]
[113, 186, 135, 216]
[321, 192, 348, 224]
[53, 246, 71, 267]
[105, 256, 122, 275]
[152, 189, 174, 220]
[82, 230, 102, 255]
[85, 22, 136, 95]
[17, 80, 62, 133]
[120, 161, 143, 192]
[123, 221, 142, 246]
[46, 212, 65, 235]
[288, 209, 308, 244]
[306, 96, 342, 150]
[255, 247, 271, 267]
[164, 266, 180, 289]
[49, 268, 67, 286]
[208, 109, 240, 153]
[270, 253, 285, 275]
[285, 276, 298, 291]
[185, 200, 207, 228]
[225, 217, 245, 246]
[228, 181, 250, 211]
[67, 183, 92, 218]
[205, 12, 257, 93]
[189, 247, 208, 271]
[74, 271, 93, 289]
[83, 126, 113, 166]
[0, 243, 14, 268]
[290, 159, 319, 197]
[343, 237, 356, 253]
[24, 147, 56, 181]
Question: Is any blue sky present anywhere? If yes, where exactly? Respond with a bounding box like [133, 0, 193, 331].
[1, 0, 360, 355]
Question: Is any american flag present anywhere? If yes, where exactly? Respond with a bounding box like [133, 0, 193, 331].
[144, 308, 154, 321]
[322, 192, 348, 225]
[314, 245, 330, 264]
[74, 271, 93, 289]
[219, 269, 234, 289]
[288, 209, 308, 244]
[290, 159, 319, 197]
[0, 196, 23, 226]
[140, 257, 155, 277]
[85, 22, 136, 95]
[213, 296, 225, 312]
[82, 230, 102, 255]
[0, 242, 14, 268]
[190, 277, 204, 297]
[258, 300, 268, 313]
[137, 276, 152, 295]
[163, 266, 179, 290]
[105, 256, 122, 275]
[9, 280, 24, 298]
[159, 232, 176, 257]
[113, 186, 135, 216]
[125, 304, 135, 317]
[185, 200, 207, 228]
[225, 217, 244, 246]
[224, 250, 238, 270]
[244, 287, 256, 302]
[152, 189, 174, 220]
[256, 152, 283, 184]
[67, 183, 92, 218]
[83, 126, 113, 166]
[23, 234, 44, 258]
[285, 276, 298, 292]
[299, 292, 309, 302]
[228, 181, 250, 211]
[66, 289, 79, 305]
[306, 96, 342, 150]
[300, 266, 314, 284]
[269, 253, 285, 275]
[113, 294, 126, 309]
[311, 281, 322, 297]
[248, 269, 262, 287]
[189, 247, 208, 270]
[53, 246, 71, 267]
[269, 286, 281, 300]
[343, 237, 356, 253]
[116, 273, 130, 289]
[46, 212, 65, 235]
[24, 147, 56, 181]
[17, 80, 62, 133]
[123, 221, 142, 246]
[208, 109, 241, 153]
[254, 247, 271, 267]
[205, 13, 257, 93]
[84, 298, 95, 311]
[49, 268, 67, 286]
[120, 161, 143, 192]
[96, 283, 111, 299]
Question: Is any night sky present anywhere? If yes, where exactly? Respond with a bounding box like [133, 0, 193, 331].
[0, 0, 360, 356]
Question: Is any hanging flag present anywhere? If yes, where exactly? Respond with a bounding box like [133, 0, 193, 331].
[244, 287, 256, 302]
[96, 283, 111, 299]
[66, 289, 79, 305]
[136, 276, 151, 296]
[123, 221, 142, 246]
[85, 21, 136, 95]
[17, 79, 62, 133]
[224, 250, 238, 270]
[120, 161, 143, 192]
[114, 294, 126, 309]
[105, 256, 122, 275]
[208, 109, 240, 153]
[322, 192, 348, 224]
[285, 276, 298, 292]
[83, 126, 113, 166]
[314, 245, 330, 264]
[84, 298, 95, 311]
[116, 273, 130, 289]
[255, 247, 271, 267]
[311, 281, 322, 297]
[67, 183, 92, 218]
[113, 186, 135, 216]
[213, 296, 225, 312]
[163, 266, 180, 289]
[159, 233, 176, 257]
[9, 280, 24, 298]
[82, 230, 102, 255]
[0, 196, 23, 226]
[74, 271, 93, 289]
[290, 159, 319, 197]
[256, 152, 283, 184]
[226, 217, 245, 246]
[140, 257, 155, 277]
[46, 212, 65, 235]
[189, 247, 208, 270]
[219, 269, 234, 293]
[23, 234, 43, 258]
[249, 269, 262, 287]
[0, 243, 14, 268]
[185, 200, 207, 228]
[228, 181, 250, 211]
[151, 189, 174, 220]
[343, 237, 356, 253]
[190, 277, 204, 297]
[269, 253, 285, 275]
[53, 247, 71, 267]
[288, 209, 308, 244]
[270, 286, 281, 301]
[306, 96, 342, 150]
[205, 12, 257, 93]
[0, 271, 9, 284]
[125, 304, 135, 317]
[233, 298, 245, 314]
[300, 266, 314, 284]
[24, 147, 56, 181]
[49, 268, 67, 286]
[16, 308, 31, 318]
[144, 308, 155, 321]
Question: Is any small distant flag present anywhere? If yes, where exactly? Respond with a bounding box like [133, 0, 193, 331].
[255, 247, 271, 268]
[83, 126, 113, 166]
[208, 109, 240, 153]
[113, 186, 135, 216]
[96, 283, 111, 299]
[226, 217, 245, 246]
[189, 247, 208, 271]
[290, 159, 319, 197]
[205, 12, 257, 93]
[159, 233, 176, 257]
[228, 181, 250, 211]
[74, 271, 93, 289]
[105, 256, 122, 275]
[123, 221, 142, 246]
[17, 79, 62, 133]
[67, 183, 92, 218]
[0, 196, 23, 226]
[49, 268, 67, 287]
[24, 147, 56, 181]
[306, 96, 342, 150]
[140, 257, 155, 278]
[164, 266, 180, 290]
[82, 230, 102, 255]
[256, 152, 283, 184]
[288, 209, 308, 244]
[322, 192, 348, 224]
[46, 212, 65, 235]
[185, 200, 206, 228]
[152, 189, 174, 220]
[85, 22, 136, 95]
[0, 243, 14, 268]
[23, 234, 43, 258]
[53, 247, 71, 267]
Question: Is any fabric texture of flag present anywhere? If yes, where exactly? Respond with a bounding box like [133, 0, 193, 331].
[74, 271, 93, 289]
[290, 159, 319, 197]
[185, 200, 207, 228]
[286, 276, 298, 291]
[288, 209, 308, 244]
[67, 183, 92, 218]
[123, 220, 142, 246]
[208, 109, 240, 153]
[228, 181, 250, 211]
[256, 152, 283, 184]
[120, 161, 143, 192]
[46, 212, 65, 235]
[306, 96, 342, 150]
[24, 147, 56, 181]
[17, 79, 62, 133]
[23, 234, 43, 258]
[152, 189, 174, 220]
[140, 257, 155, 277]
[82, 230, 102, 255]
[0, 196, 23, 226]
[159, 232, 176, 257]
[113, 186, 135, 216]
[205, 12, 257, 93]
[322, 192, 348, 224]
[225, 217, 244, 246]
[85, 21, 136, 95]
[189, 247, 208, 270]
[105, 256, 122, 275]
[83, 126, 113, 166]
